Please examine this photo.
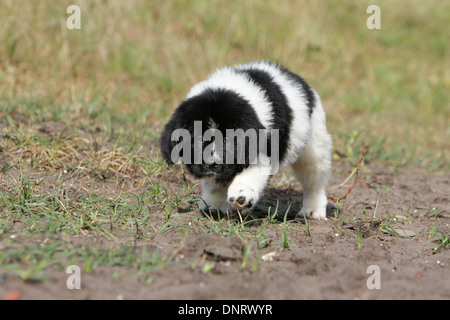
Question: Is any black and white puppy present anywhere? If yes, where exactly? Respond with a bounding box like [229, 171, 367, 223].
[160, 61, 332, 220]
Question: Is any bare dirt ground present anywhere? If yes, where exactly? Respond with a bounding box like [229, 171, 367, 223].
[2, 161, 449, 300]
[0, 120, 449, 300]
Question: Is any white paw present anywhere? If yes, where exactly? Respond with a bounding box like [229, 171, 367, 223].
[227, 184, 259, 212]
[199, 199, 233, 214]
[300, 206, 327, 220]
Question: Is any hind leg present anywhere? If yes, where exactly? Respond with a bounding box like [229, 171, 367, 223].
[292, 155, 330, 220]
[292, 104, 332, 220]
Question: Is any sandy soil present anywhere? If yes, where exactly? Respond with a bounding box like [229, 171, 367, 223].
[1, 158, 448, 300]
[0, 120, 449, 300]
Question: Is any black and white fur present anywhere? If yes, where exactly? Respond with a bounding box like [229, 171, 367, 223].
[160, 61, 332, 220]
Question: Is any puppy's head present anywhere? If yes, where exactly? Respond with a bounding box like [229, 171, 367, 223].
[160, 89, 265, 183]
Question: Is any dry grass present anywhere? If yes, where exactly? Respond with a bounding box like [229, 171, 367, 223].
[0, 1, 449, 287]
[1, 0, 449, 169]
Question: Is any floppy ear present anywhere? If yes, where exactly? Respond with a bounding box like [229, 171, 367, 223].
[160, 117, 178, 165]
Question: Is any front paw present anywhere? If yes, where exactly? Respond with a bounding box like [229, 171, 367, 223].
[227, 185, 259, 211]
[199, 200, 233, 214]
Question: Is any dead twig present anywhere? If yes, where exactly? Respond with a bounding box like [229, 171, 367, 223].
[329, 153, 364, 203]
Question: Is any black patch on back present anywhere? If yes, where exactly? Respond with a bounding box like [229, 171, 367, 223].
[237, 68, 292, 164]
[275, 63, 316, 117]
